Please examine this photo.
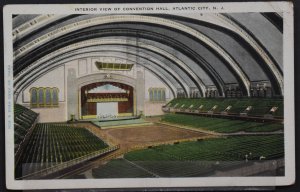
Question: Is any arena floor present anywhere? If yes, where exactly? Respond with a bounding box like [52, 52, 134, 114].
[102, 124, 209, 148]
[60, 122, 211, 178]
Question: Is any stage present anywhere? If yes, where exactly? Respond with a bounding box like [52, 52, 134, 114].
[80, 116, 153, 129]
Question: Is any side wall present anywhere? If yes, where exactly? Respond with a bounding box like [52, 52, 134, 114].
[17, 66, 67, 122]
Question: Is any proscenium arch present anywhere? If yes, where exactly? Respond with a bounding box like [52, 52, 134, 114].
[14, 39, 206, 96]
[13, 14, 250, 96]
[80, 82, 135, 117]
[76, 73, 139, 117]
[14, 53, 179, 101]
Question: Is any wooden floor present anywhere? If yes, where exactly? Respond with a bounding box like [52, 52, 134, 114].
[102, 124, 208, 148]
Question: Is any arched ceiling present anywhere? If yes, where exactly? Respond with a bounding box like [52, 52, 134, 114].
[12, 13, 283, 98]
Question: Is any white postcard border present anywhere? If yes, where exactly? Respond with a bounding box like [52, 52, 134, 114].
[4, 2, 295, 189]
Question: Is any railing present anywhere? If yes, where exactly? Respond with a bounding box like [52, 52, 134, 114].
[19, 145, 120, 180]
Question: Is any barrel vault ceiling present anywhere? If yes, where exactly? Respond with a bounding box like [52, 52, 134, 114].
[12, 13, 283, 97]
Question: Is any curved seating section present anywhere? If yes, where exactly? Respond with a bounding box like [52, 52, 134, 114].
[161, 114, 283, 133]
[125, 135, 284, 161]
[93, 135, 283, 178]
[14, 104, 38, 147]
[166, 98, 283, 117]
[16, 123, 108, 177]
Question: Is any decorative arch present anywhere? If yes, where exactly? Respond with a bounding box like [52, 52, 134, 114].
[81, 82, 134, 118]
[77, 73, 139, 118]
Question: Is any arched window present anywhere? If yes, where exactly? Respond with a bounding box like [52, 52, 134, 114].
[30, 87, 59, 108]
[149, 88, 166, 102]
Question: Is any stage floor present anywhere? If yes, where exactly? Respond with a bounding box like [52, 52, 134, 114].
[92, 118, 152, 128]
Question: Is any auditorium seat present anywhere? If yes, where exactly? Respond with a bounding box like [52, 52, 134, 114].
[16, 123, 108, 178]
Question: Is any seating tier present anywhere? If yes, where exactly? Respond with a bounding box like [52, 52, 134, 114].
[14, 104, 38, 147]
[92, 135, 283, 178]
[16, 123, 108, 178]
[167, 98, 283, 117]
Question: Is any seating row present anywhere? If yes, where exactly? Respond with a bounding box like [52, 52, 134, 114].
[161, 114, 283, 133]
[163, 98, 283, 117]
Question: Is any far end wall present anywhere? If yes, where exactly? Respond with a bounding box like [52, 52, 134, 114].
[16, 58, 174, 122]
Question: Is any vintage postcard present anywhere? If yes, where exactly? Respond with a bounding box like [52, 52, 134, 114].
[4, 2, 295, 190]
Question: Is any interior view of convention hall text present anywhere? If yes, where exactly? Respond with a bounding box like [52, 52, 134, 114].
[12, 13, 284, 179]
